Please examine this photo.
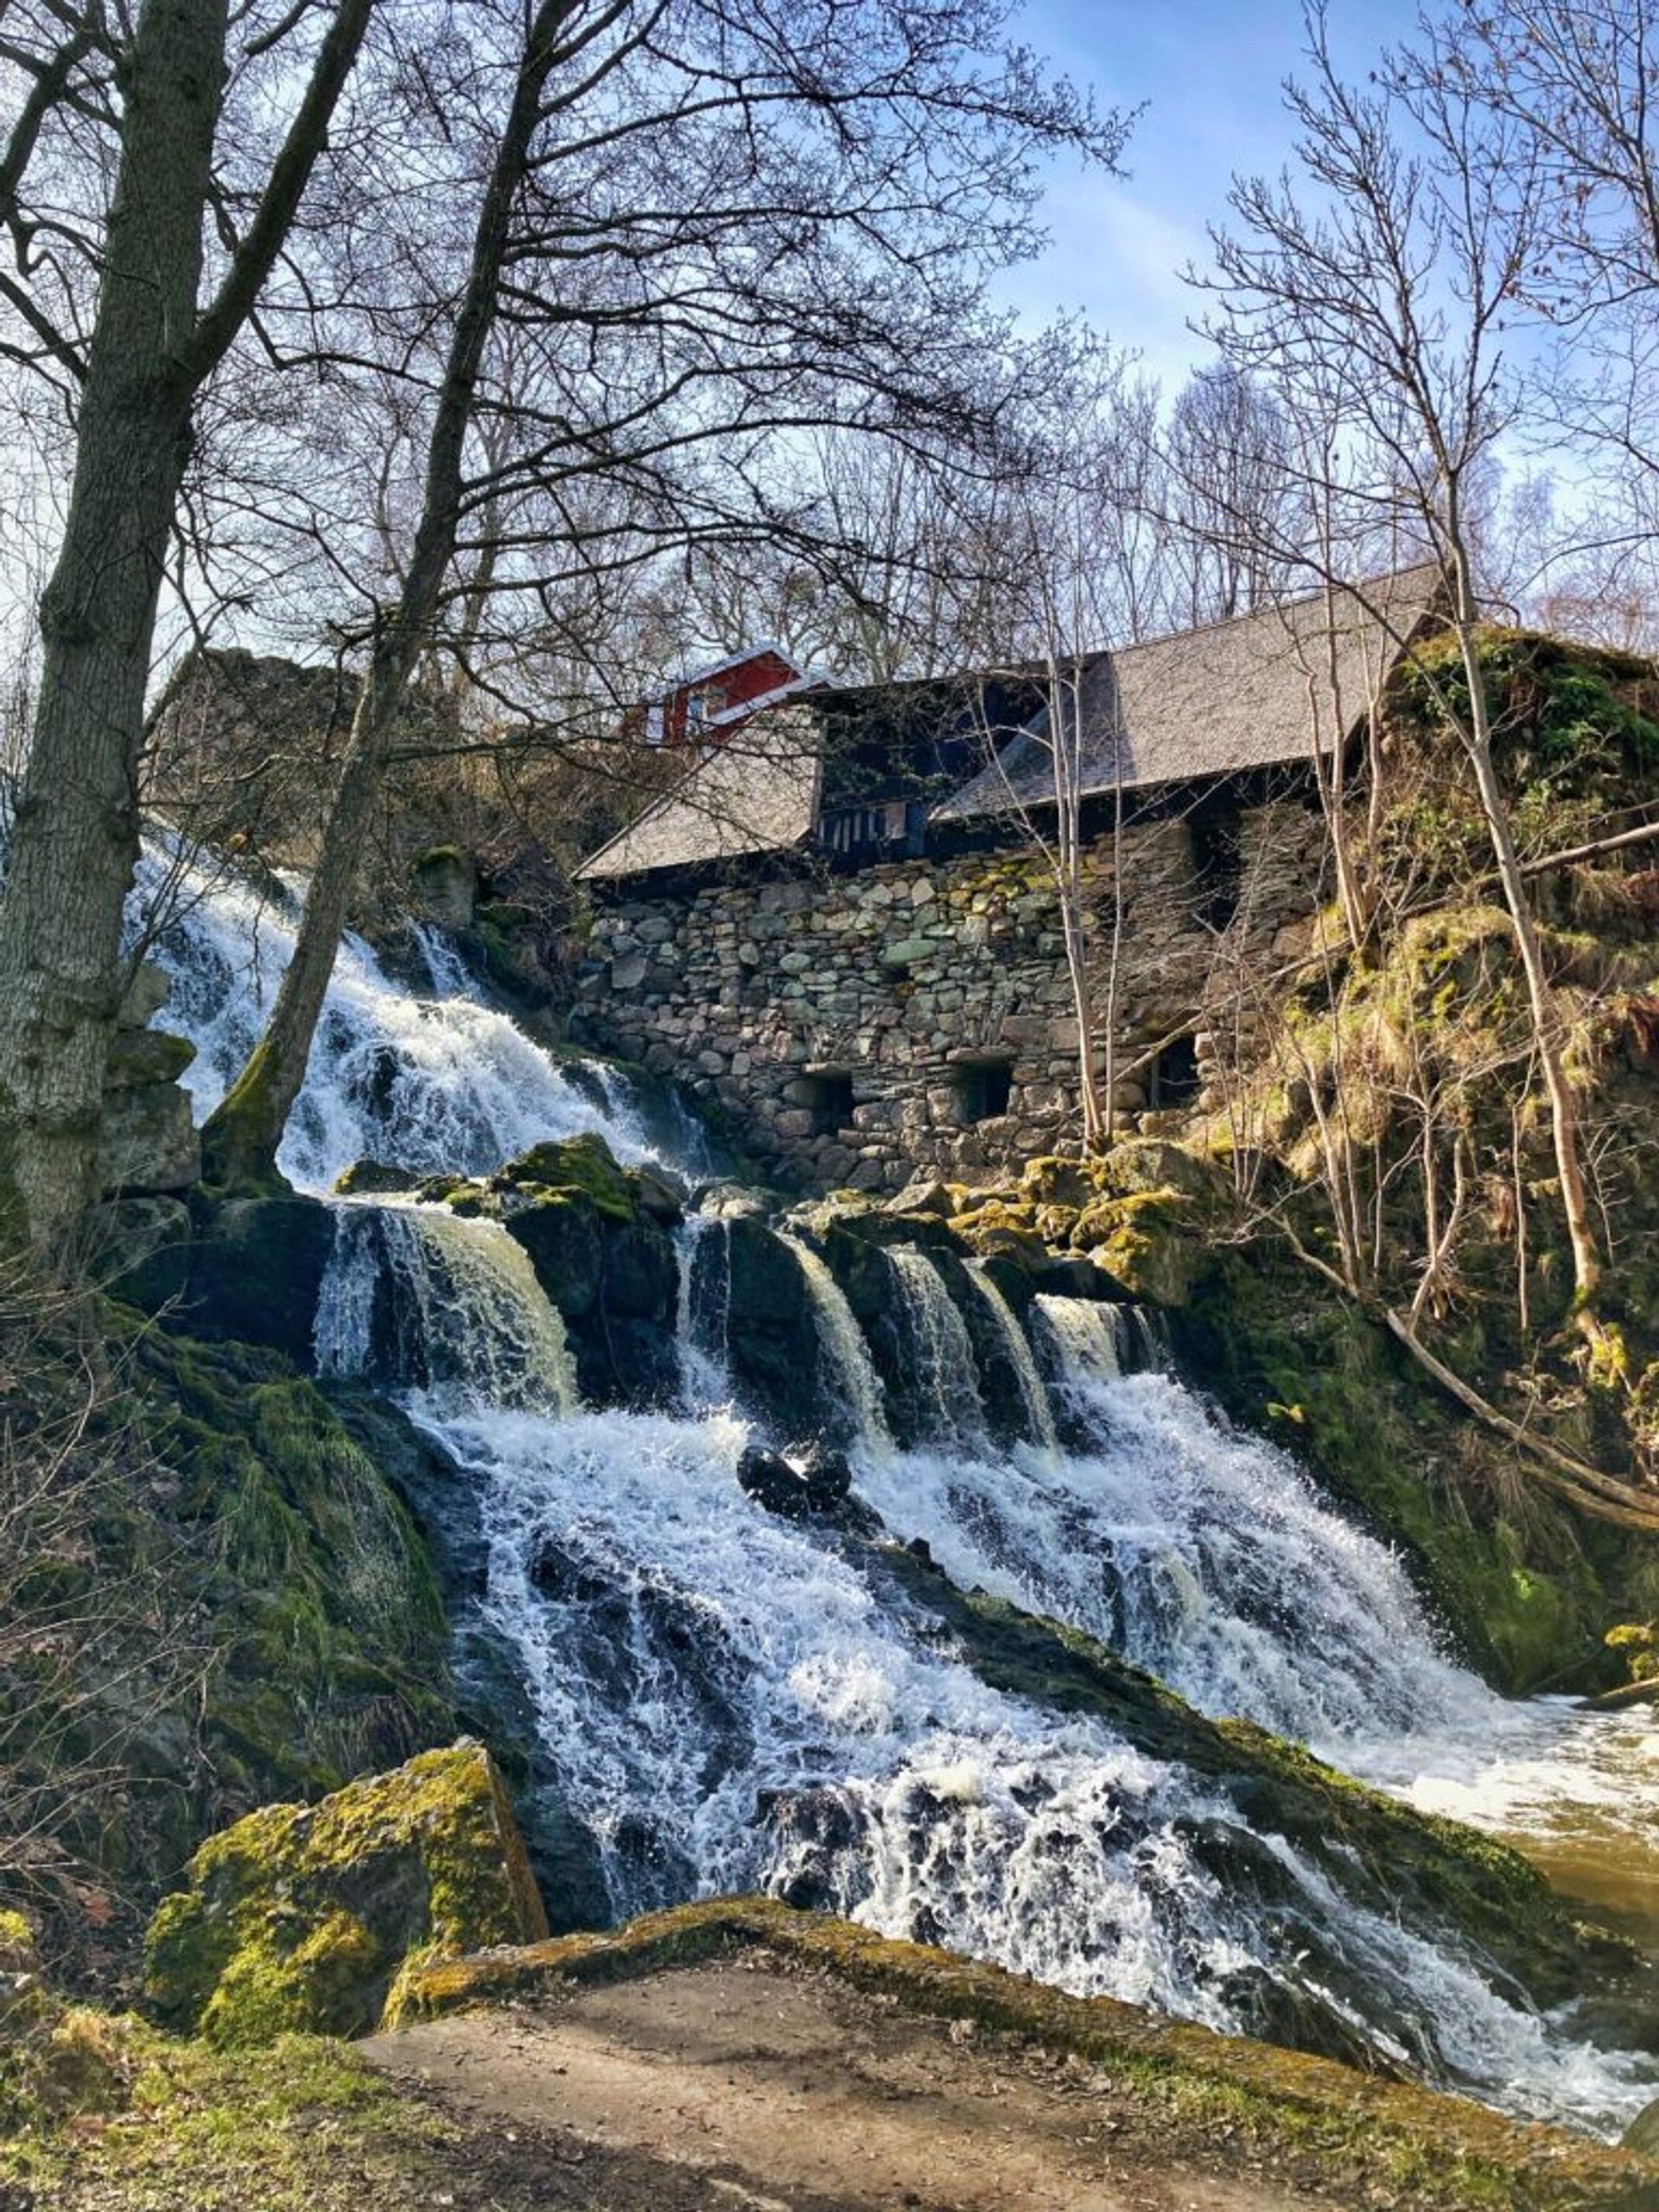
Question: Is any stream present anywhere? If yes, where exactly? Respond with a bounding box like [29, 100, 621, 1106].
[137, 847, 1659, 2138]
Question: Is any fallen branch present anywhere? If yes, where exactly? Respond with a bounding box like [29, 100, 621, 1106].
[1519, 816, 1659, 877]
[1380, 1307, 1659, 1533]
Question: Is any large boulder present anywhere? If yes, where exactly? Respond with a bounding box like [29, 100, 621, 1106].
[181, 1193, 337, 1365]
[97, 1070, 200, 1195]
[144, 1743, 547, 2045]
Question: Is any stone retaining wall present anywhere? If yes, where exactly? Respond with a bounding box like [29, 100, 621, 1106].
[573, 801, 1331, 1191]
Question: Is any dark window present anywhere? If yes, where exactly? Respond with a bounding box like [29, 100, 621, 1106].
[803, 1070, 855, 1133]
[953, 1058, 1014, 1123]
[1148, 1035, 1200, 1109]
[1191, 802, 1243, 931]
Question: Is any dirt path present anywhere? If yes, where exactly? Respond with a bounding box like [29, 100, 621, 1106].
[363, 1955, 1351, 2212]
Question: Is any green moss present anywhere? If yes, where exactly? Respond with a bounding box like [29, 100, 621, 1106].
[146, 1745, 548, 2044]
[199, 1039, 294, 1196]
[2, 2014, 454, 2210]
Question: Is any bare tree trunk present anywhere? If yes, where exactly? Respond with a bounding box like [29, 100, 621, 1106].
[201, 0, 572, 1187]
[0, 0, 226, 1251]
[1447, 547, 1601, 1304]
[0, 0, 372, 1254]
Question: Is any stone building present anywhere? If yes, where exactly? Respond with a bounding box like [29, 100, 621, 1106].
[574, 570, 1442, 1191]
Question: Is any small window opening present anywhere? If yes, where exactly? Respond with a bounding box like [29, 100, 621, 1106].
[953, 1057, 1014, 1124]
[1148, 1035, 1200, 1110]
[1191, 803, 1243, 931]
[803, 1069, 855, 1134]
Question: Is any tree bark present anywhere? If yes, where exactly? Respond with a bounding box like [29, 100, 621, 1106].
[201, 0, 574, 1188]
[0, 0, 226, 1252]
[0, 0, 372, 1254]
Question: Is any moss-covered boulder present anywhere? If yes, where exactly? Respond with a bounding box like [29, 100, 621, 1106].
[1070, 1186, 1211, 1306]
[145, 1745, 548, 2045]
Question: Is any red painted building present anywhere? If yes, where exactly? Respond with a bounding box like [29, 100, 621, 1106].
[626, 644, 814, 748]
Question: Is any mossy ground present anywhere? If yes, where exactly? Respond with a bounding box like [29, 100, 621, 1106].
[1, 1301, 454, 1985]
[1, 2012, 461, 2211]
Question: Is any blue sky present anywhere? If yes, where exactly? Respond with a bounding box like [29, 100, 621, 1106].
[1000, 1, 1414, 386]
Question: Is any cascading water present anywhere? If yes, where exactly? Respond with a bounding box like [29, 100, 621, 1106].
[1034, 1291, 1130, 1386]
[124, 832, 1659, 2134]
[336, 1206, 1656, 2131]
[130, 840, 657, 1188]
[883, 1246, 987, 1446]
[316, 1202, 576, 1414]
[779, 1232, 892, 1450]
[673, 1212, 732, 1414]
[963, 1263, 1058, 1453]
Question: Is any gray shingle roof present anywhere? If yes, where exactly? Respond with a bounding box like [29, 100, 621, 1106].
[573, 705, 823, 882]
[931, 566, 1443, 823]
[573, 568, 1444, 880]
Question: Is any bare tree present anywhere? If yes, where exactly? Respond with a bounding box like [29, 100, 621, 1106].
[195, 0, 1128, 1185]
[0, 0, 376, 1255]
[1198, 3, 1606, 1308]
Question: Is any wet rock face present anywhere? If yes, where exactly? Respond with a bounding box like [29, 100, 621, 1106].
[736, 1441, 856, 1522]
[144, 1743, 547, 2045]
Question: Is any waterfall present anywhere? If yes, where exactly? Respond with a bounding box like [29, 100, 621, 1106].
[962, 1263, 1058, 1453]
[105, 827, 1659, 2138]
[1034, 1293, 1130, 1390]
[130, 841, 654, 1190]
[316, 1203, 575, 1414]
[410, 921, 477, 1001]
[674, 1213, 732, 1414]
[883, 1247, 986, 1446]
[779, 1233, 891, 1451]
[409, 1381, 1654, 2133]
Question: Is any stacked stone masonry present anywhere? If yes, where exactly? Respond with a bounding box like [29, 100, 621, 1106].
[574, 801, 1332, 1192]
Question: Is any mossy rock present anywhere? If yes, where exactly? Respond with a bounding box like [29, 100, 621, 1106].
[502, 1132, 640, 1223]
[144, 1745, 548, 2045]
[105, 1028, 198, 1090]
[505, 1190, 605, 1320]
[334, 1159, 423, 1198]
[1071, 1189, 1209, 1307]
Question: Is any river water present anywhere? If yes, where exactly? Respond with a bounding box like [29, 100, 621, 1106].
[138, 849, 1659, 2137]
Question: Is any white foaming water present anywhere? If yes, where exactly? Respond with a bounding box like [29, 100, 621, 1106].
[779, 1232, 892, 1449]
[406, 1381, 1654, 2127]
[963, 1263, 1058, 1453]
[1034, 1292, 1128, 1386]
[316, 1202, 575, 1414]
[130, 842, 653, 1191]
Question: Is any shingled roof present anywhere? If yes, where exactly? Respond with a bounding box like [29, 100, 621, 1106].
[931, 565, 1443, 823]
[573, 568, 1444, 881]
[573, 705, 823, 882]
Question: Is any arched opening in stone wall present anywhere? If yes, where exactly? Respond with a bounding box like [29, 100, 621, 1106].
[952, 1055, 1014, 1125]
[1148, 1035, 1200, 1109]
